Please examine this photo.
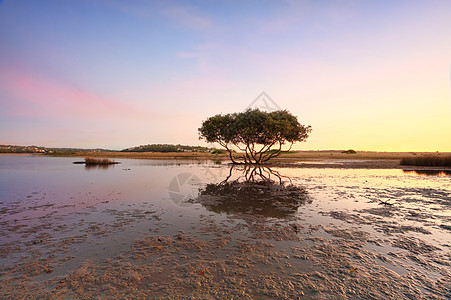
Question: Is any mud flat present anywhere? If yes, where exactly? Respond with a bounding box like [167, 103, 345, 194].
[0, 156, 450, 298]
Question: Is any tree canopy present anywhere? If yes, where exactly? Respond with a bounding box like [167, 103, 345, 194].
[199, 109, 311, 164]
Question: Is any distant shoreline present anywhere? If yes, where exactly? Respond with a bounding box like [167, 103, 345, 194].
[3, 151, 449, 170]
[0, 153, 37, 155]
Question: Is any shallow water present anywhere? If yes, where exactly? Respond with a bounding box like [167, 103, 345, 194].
[0, 155, 450, 298]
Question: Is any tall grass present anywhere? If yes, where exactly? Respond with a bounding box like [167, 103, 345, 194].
[400, 155, 451, 167]
[84, 157, 116, 165]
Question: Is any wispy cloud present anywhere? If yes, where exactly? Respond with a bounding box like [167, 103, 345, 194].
[103, 0, 213, 31]
[160, 3, 212, 30]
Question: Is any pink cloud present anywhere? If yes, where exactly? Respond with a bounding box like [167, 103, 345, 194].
[0, 67, 158, 120]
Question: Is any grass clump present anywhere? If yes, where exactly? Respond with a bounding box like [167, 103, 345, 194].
[84, 157, 117, 165]
[400, 155, 451, 167]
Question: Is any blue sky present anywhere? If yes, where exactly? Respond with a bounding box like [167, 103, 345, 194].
[1, 0, 450, 150]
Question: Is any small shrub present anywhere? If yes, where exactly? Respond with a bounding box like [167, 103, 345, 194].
[400, 155, 451, 167]
[341, 149, 357, 154]
[211, 149, 226, 154]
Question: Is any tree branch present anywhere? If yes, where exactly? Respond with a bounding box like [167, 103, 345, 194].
[262, 141, 283, 163]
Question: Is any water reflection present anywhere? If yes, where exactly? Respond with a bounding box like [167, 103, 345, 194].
[196, 166, 311, 219]
[84, 164, 117, 170]
[403, 169, 451, 176]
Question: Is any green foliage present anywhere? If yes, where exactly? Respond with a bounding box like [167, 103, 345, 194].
[341, 149, 357, 154]
[400, 155, 451, 167]
[199, 109, 311, 164]
[211, 149, 226, 154]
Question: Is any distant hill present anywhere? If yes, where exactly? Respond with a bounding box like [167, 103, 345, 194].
[121, 144, 214, 153]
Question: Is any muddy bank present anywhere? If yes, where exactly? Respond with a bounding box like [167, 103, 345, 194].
[2, 216, 449, 299]
[0, 156, 450, 299]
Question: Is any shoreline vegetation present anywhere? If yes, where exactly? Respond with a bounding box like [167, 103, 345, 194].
[2, 143, 450, 169]
[400, 155, 451, 167]
[9, 150, 448, 170]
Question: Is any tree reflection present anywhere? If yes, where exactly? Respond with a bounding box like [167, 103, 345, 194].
[403, 169, 451, 176]
[196, 165, 311, 219]
[84, 164, 116, 170]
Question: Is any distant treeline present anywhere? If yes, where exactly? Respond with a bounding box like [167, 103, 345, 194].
[46, 147, 113, 153]
[121, 144, 215, 153]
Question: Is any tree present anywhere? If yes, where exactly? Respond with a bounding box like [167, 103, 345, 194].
[198, 109, 311, 164]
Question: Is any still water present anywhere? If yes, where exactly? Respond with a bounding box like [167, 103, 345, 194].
[0, 155, 450, 298]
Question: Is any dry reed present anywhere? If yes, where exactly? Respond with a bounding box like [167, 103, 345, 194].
[400, 155, 451, 167]
[84, 157, 117, 165]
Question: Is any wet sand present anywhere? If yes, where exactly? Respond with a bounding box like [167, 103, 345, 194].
[0, 156, 450, 299]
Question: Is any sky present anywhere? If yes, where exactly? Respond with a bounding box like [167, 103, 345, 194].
[0, 0, 450, 151]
